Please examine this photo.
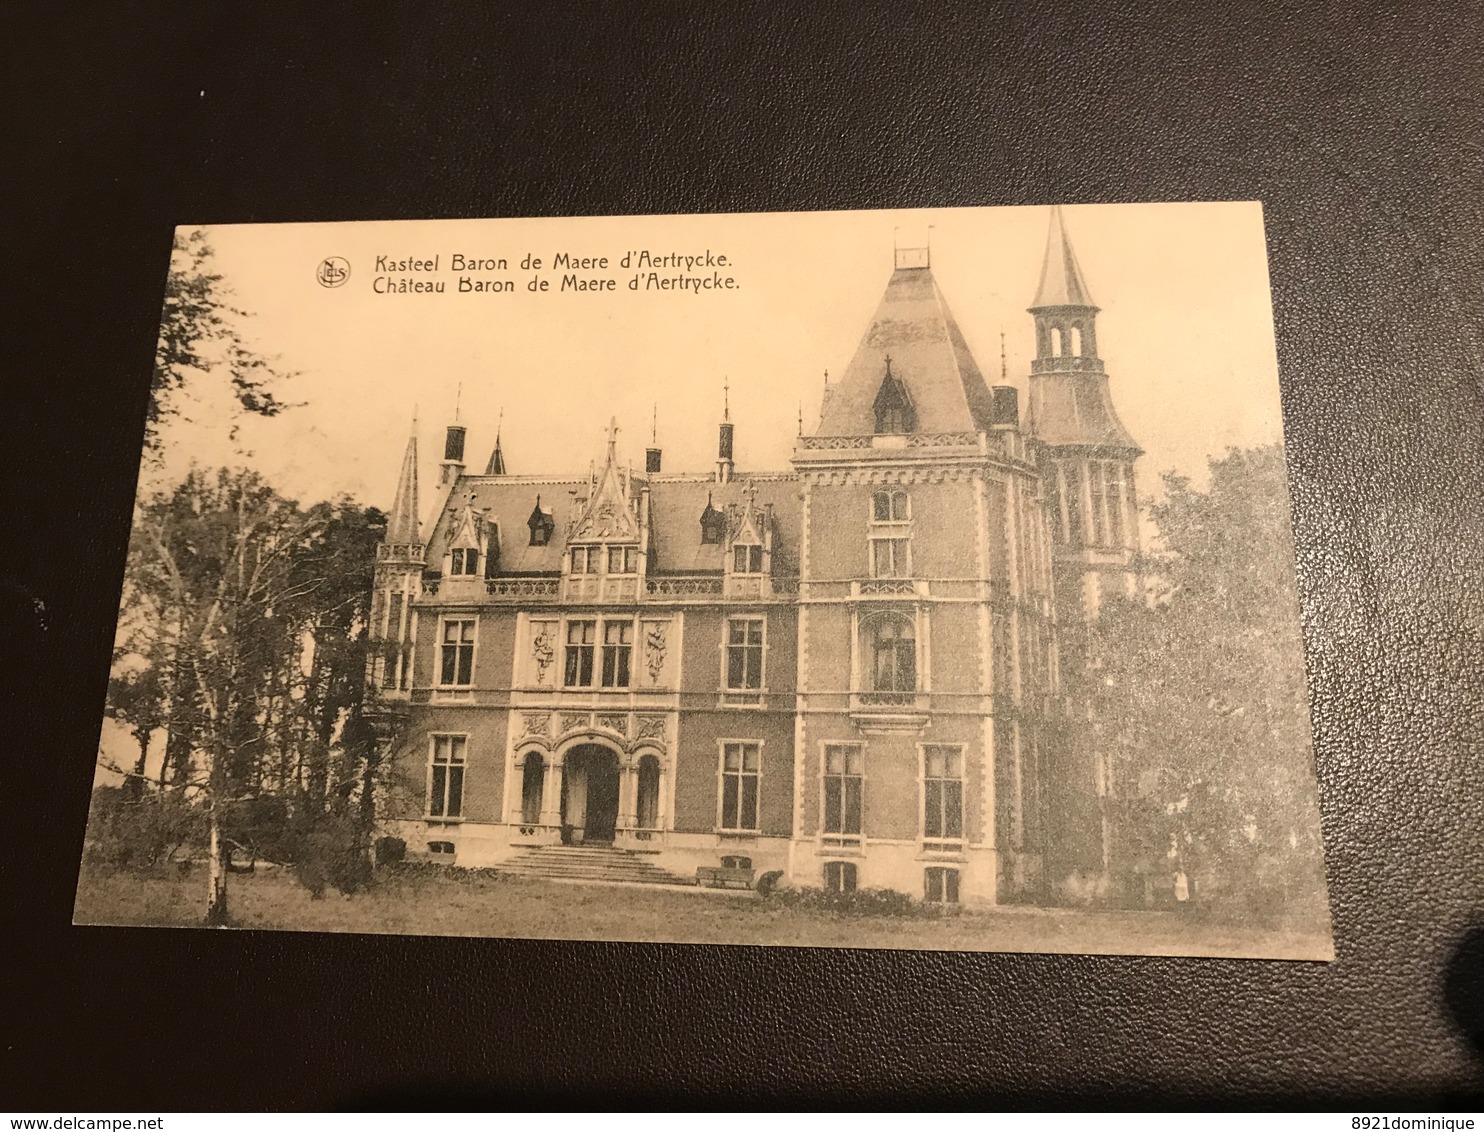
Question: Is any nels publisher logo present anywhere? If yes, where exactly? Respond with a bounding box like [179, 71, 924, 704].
[316, 256, 351, 288]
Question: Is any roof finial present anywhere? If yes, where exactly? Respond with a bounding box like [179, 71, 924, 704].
[652, 403, 658, 445]
[1000, 330, 1007, 382]
[723, 375, 730, 422]
[606, 416, 619, 459]
[496, 405, 503, 441]
[798, 402, 804, 436]
[454, 382, 462, 423]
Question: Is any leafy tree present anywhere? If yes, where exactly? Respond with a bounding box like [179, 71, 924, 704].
[104, 467, 390, 922]
[147, 229, 291, 454]
[1073, 445, 1327, 923]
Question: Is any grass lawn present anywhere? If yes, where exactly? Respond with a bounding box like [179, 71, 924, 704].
[73, 861, 1333, 960]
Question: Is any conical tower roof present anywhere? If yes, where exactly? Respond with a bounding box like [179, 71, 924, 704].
[1031, 204, 1097, 310]
[386, 429, 421, 543]
[816, 260, 998, 435]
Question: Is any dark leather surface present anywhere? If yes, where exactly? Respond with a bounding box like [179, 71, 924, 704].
[3, 0, 1482, 1107]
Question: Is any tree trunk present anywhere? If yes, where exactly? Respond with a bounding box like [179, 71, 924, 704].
[206, 803, 229, 926]
[127, 731, 150, 802]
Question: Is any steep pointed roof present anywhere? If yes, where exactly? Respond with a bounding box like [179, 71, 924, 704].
[568, 419, 641, 541]
[1031, 205, 1097, 310]
[484, 435, 507, 475]
[386, 430, 421, 544]
[815, 263, 998, 435]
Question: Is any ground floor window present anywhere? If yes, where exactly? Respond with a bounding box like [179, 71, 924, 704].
[823, 860, 858, 893]
[823, 743, 863, 846]
[719, 741, 761, 831]
[637, 754, 661, 829]
[429, 735, 466, 818]
[924, 866, 960, 904]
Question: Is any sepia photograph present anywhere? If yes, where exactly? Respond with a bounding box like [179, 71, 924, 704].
[75, 202, 1333, 959]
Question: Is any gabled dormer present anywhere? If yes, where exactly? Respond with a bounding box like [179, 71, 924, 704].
[527, 495, 556, 547]
[442, 492, 499, 584]
[873, 357, 916, 435]
[724, 485, 774, 600]
[563, 418, 646, 602]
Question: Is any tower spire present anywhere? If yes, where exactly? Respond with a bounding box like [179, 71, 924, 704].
[484, 407, 507, 475]
[1031, 204, 1096, 310]
[387, 418, 421, 544]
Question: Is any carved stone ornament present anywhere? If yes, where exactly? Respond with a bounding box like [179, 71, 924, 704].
[519, 712, 551, 740]
[595, 712, 629, 736]
[644, 620, 668, 682]
[531, 623, 556, 682]
[559, 712, 591, 736]
[635, 715, 667, 741]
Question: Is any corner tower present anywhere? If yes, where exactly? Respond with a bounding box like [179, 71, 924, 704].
[1026, 205, 1142, 622]
[793, 244, 1060, 905]
[369, 420, 425, 702]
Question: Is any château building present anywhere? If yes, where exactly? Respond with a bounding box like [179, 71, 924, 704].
[367, 206, 1142, 905]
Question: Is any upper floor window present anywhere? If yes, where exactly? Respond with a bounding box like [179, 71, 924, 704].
[732, 543, 764, 574]
[449, 547, 480, 576]
[922, 744, 964, 844]
[428, 734, 466, 819]
[823, 744, 864, 845]
[1105, 463, 1125, 548]
[600, 621, 633, 687]
[439, 619, 476, 686]
[570, 546, 598, 574]
[607, 545, 639, 574]
[870, 537, 910, 578]
[719, 741, 761, 832]
[726, 617, 764, 693]
[564, 620, 596, 686]
[869, 614, 916, 693]
[1088, 462, 1108, 545]
[872, 490, 909, 522]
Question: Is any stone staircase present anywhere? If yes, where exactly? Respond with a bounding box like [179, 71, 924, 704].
[499, 844, 692, 887]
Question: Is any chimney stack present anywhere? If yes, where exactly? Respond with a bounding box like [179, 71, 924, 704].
[990, 386, 1020, 428]
[441, 424, 467, 486]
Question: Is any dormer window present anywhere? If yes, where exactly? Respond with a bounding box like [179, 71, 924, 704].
[873, 360, 916, 435]
[733, 544, 764, 574]
[700, 495, 727, 544]
[449, 547, 480, 576]
[527, 496, 556, 547]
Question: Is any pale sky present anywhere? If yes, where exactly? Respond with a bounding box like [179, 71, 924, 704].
[151, 202, 1287, 514]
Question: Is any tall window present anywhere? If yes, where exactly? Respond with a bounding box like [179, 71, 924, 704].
[726, 617, 764, 695]
[923, 745, 964, 846]
[1105, 464, 1125, 548]
[1088, 461, 1107, 545]
[1065, 464, 1084, 543]
[872, 490, 909, 522]
[439, 619, 475, 686]
[924, 866, 960, 904]
[607, 545, 639, 574]
[600, 621, 632, 687]
[1046, 469, 1066, 544]
[719, 742, 761, 831]
[564, 620, 596, 686]
[449, 547, 479, 576]
[870, 615, 916, 693]
[570, 546, 597, 574]
[429, 735, 466, 818]
[823, 860, 858, 893]
[870, 537, 909, 578]
[732, 543, 764, 573]
[823, 744, 863, 845]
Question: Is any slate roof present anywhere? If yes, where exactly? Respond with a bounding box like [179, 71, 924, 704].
[420, 470, 801, 577]
[386, 432, 421, 544]
[815, 264, 1000, 436]
[1025, 373, 1141, 452]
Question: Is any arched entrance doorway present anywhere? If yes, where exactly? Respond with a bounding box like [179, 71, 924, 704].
[561, 743, 621, 844]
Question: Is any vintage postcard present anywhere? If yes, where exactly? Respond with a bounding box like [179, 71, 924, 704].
[77, 203, 1332, 959]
